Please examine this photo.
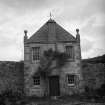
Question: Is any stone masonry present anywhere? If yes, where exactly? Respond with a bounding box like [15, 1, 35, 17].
[24, 19, 84, 97]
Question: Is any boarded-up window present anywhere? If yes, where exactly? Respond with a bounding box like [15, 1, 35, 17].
[67, 74, 75, 85]
[33, 76, 40, 85]
[32, 47, 40, 61]
[65, 46, 74, 59]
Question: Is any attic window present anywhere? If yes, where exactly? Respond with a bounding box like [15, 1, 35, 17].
[32, 47, 40, 61]
[67, 74, 75, 86]
[65, 46, 74, 59]
[33, 76, 40, 85]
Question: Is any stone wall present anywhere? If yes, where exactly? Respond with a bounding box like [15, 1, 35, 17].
[0, 58, 104, 96]
[0, 61, 24, 94]
[82, 62, 105, 89]
[24, 41, 82, 96]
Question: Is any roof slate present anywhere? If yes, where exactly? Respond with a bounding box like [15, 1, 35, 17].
[27, 19, 76, 43]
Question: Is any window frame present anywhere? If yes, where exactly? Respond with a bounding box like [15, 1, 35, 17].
[32, 47, 40, 62]
[33, 76, 40, 86]
[65, 45, 74, 59]
[67, 74, 75, 86]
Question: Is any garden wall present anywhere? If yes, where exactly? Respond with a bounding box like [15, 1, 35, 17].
[0, 61, 24, 94]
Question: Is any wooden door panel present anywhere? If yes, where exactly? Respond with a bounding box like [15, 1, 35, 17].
[49, 76, 60, 96]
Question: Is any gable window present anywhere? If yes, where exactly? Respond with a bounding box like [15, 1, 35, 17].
[65, 46, 74, 59]
[67, 74, 75, 86]
[32, 47, 40, 61]
[33, 76, 40, 85]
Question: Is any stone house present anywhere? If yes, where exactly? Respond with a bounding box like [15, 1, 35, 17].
[24, 18, 83, 97]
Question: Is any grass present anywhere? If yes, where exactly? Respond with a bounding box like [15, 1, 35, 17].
[0, 91, 105, 105]
[23, 94, 105, 105]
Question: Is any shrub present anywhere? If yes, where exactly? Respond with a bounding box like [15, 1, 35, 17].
[96, 84, 105, 97]
[0, 89, 24, 105]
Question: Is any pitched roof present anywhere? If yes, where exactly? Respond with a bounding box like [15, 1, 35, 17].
[27, 19, 76, 43]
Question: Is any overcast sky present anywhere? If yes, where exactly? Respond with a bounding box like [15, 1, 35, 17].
[0, 0, 105, 61]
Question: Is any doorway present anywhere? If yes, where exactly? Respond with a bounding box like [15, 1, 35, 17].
[49, 76, 60, 96]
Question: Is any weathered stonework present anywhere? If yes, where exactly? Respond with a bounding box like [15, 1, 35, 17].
[24, 19, 83, 97]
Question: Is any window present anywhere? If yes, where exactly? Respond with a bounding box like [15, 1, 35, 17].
[32, 47, 40, 61]
[33, 76, 40, 85]
[67, 74, 75, 85]
[65, 46, 74, 59]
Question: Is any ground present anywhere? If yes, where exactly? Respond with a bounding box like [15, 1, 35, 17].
[24, 95, 105, 105]
[1, 93, 105, 105]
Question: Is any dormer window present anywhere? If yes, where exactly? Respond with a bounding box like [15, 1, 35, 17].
[32, 47, 40, 61]
[65, 46, 74, 59]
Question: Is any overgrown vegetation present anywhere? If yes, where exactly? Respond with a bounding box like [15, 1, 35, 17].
[83, 83, 105, 102]
[0, 89, 25, 105]
[34, 49, 68, 78]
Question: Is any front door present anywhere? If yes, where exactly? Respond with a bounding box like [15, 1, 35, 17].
[49, 76, 60, 96]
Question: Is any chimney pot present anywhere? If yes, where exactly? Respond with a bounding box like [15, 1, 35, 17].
[24, 30, 28, 36]
[76, 29, 79, 34]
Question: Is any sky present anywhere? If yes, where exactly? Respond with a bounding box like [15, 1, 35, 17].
[0, 0, 105, 61]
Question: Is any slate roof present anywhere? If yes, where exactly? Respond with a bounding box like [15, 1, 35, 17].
[27, 19, 76, 43]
